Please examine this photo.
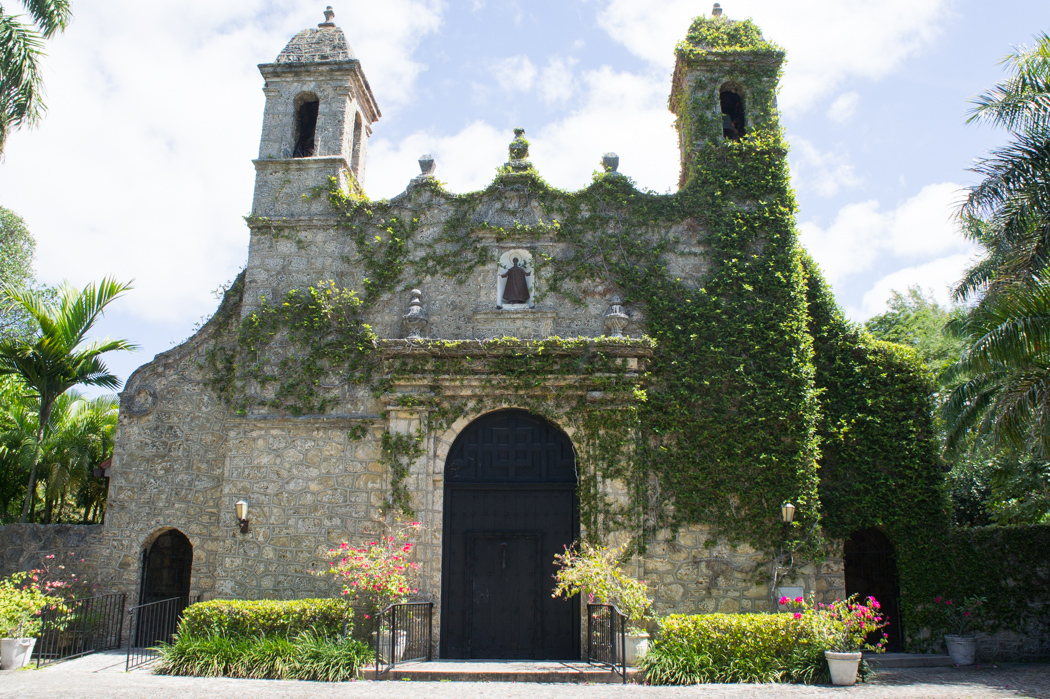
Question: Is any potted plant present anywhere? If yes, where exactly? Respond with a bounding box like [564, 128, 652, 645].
[552, 542, 653, 666]
[791, 595, 887, 686]
[1, 570, 69, 670]
[317, 513, 422, 662]
[933, 595, 984, 665]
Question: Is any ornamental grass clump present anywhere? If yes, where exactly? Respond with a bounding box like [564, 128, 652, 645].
[552, 542, 652, 632]
[156, 631, 373, 681]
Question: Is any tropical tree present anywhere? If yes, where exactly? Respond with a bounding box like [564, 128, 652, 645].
[0, 0, 72, 154]
[0, 277, 135, 521]
[945, 34, 1050, 456]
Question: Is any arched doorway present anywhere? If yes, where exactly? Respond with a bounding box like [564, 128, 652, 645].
[844, 528, 903, 650]
[139, 529, 193, 605]
[440, 409, 579, 659]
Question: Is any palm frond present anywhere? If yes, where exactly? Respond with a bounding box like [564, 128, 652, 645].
[19, 0, 72, 39]
[968, 33, 1050, 133]
[0, 11, 46, 150]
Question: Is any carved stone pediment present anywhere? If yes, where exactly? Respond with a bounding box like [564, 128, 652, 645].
[472, 308, 556, 340]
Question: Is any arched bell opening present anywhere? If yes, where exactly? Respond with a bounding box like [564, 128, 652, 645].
[439, 409, 580, 660]
[292, 92, 320, 157]
[720, 86, 746, 140]
[844, 527, 903, 651]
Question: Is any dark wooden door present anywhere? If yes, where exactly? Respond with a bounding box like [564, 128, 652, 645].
[441, 410, 579, 660]
[140, 529, 193, 605]
[844, 527, 903, 651]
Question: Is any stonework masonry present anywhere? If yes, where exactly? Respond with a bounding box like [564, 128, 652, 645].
[2, 9, 842, 659]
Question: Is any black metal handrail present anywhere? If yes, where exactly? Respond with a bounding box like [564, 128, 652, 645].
[587, 603, 627, 684]
[125, 595, 198, 671]
[34, 592, 126, 668]
[374, 601, 433, 679]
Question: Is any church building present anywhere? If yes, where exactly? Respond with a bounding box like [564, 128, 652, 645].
[84, 5, 936, 658]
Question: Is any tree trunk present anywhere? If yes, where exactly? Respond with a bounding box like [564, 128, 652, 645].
[19, 401, 52, 523]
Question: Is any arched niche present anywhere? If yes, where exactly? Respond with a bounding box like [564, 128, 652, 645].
[496, 249, 535, 309]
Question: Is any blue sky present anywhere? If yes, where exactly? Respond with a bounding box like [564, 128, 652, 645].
[0, 0, 1047, 394]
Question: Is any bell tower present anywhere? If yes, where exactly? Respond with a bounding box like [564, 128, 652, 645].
[251, 6, 380, 217]
[669, 4, 784, 188]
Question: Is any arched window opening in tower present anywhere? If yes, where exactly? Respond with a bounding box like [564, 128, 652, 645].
[350, 112, 363, 175]
[720, 89, 746, 140]
[293, 99, 320, 157]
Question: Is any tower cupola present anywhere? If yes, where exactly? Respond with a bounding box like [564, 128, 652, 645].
[251, 7, 380, 216]
[669, 5, 784, 188]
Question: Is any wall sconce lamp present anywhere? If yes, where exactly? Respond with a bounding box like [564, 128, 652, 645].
[780, 502, 796, 528]
[235, 500, 250, 534]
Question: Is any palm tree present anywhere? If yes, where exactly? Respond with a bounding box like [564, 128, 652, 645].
[0, 277, 135, 521]
[39, 393, 117, 523]
[0, 0, 73, 154]
[955, 33, 1050, 301]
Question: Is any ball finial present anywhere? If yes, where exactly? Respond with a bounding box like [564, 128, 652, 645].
[712, 3, 723, 17]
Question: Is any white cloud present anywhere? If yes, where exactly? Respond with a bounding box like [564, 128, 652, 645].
[799, 182, 973, 289]
[788, 137, 861, 197]
[0, 1, 445, 328]
[849, 253, 974, 320]
[594, 0, 957, 115]
[491, 55, 539, 93]
[827, 92, 860, 123]
[539, 57, 578, 105]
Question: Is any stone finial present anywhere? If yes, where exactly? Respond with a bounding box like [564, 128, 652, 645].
[712, 3, 723, 17]
[319, 6, 336, 27]
[402, 289, 429, 340]
[505, 127, 533, 172]
[418, 154, 436, 176]
[604, 295, 629, 338]
[602, 152, 620, 175]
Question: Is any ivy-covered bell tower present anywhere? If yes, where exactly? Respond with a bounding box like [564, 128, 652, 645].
[669, 4, 784, 188]
[251, 6, 381, 217]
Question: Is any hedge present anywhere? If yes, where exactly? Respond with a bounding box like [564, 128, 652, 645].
[641, 613, 850, 685]
[177, 598, 353, 638]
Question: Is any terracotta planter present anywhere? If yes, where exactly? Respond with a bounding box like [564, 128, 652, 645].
[624, 633, 649, 667]
[824, 650, 862, 686]
[1, 638, 37, 670]
[945, 635, 977, 666]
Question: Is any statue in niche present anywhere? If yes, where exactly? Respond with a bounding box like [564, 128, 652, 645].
[500, 257, 532, 305]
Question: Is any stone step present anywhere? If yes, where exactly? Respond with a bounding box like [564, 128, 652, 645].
[381, 660, 643, 683]
[865, 652, 955, 668]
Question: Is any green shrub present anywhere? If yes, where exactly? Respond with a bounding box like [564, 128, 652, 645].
[642, 613, 853, 685]
[156, 631, 373, 681]
[177, 598, 353, 638]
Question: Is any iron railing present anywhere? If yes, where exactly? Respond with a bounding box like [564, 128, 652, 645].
[34, 593, 126, 668]
[587, 603, 627, 684]
[374, 602, 433, 679]
[125, 595, 198, 671]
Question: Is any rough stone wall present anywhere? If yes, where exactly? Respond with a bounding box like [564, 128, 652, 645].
[0, 524, 103, 591]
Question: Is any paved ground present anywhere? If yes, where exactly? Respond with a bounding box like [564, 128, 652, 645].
[1, 652, 1048, 698]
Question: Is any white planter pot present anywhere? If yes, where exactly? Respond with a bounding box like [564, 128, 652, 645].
[825, 650, 862, 686]
[624, 633, 649, 667]
[1, 637, 37, 670]
[372, 629, 408, 663]
[945, 635, 977, 666]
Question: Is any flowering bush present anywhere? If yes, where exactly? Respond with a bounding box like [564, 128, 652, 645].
[552, 542, 652, 632]
[784, 595, 888, 653]
[929, 595, 986, 636]
[0, 563, 75, 638]
[317, 514, 421, 625]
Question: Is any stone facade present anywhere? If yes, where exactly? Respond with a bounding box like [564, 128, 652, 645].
[4, 9, 839, 656]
